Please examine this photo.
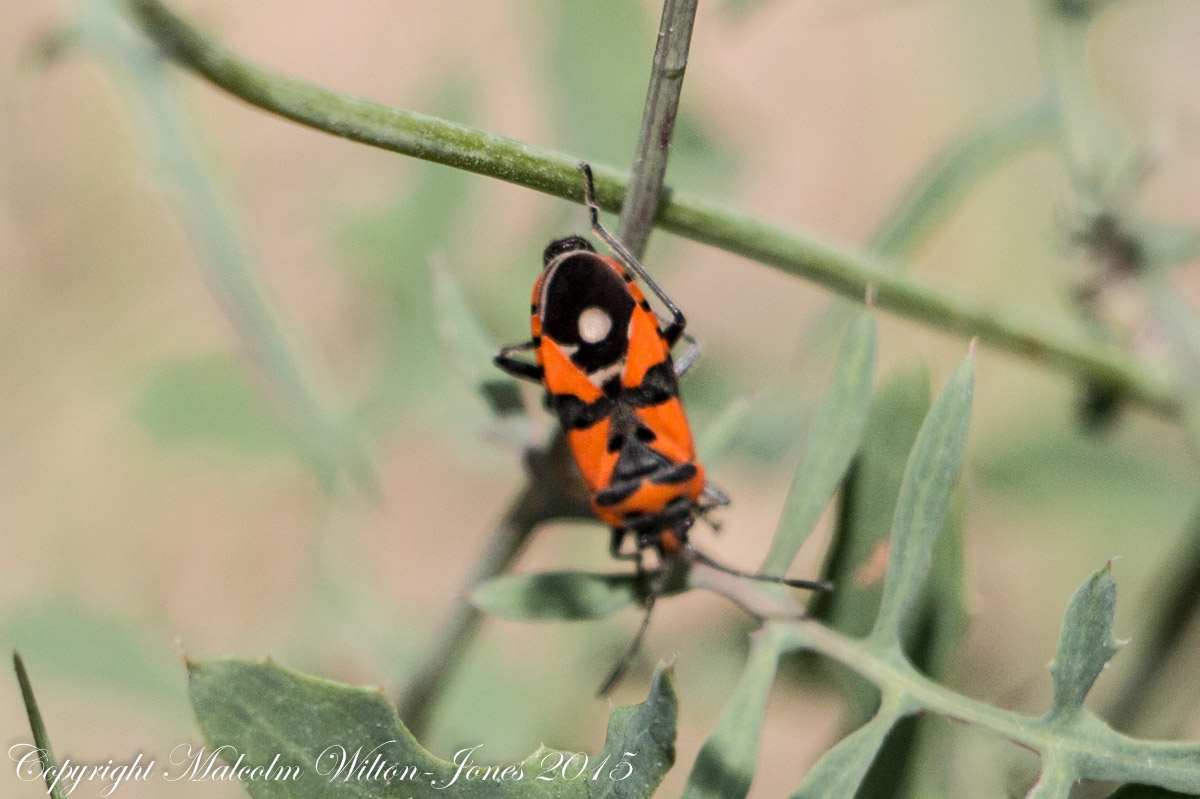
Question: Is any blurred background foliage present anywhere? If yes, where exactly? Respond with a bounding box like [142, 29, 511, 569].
[2, 0, 1200, 796]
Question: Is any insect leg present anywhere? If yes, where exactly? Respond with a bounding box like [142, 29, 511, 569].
[672, 331, 702, 378]
[579, 163, 687, 346]
[494, 341, 543, 382]
[686, 544, 833, 592]
[596, 562, 662, 697]
[700, 480, 730, 508]
[609, 528, 641, 561]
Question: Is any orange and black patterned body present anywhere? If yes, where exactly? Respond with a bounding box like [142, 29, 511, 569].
[526, 236, 704, 555]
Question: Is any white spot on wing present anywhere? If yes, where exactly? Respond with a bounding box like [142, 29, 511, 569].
[578, 306, 612, 343]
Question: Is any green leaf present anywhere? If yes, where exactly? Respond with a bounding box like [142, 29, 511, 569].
[762, 312, 876, 576]
[812, 365, 931, 640]
[189, 658, 677, 798]
[808, 365, 930, 729]
[132, 355, 296, 455]
[681, 624, 784, 799]
[870, 351, 974, 647]
[913, 489, 970, 676]
[470, 572, 648, 621]
[696, 394, 755, 468]
[851, 492, 968, 799]
[1047, 563, 1124, 719]
[1, 599, 183, 707]
[790, 705, 903, 799]
[430, 257, 522, 418]
[880, 492, 969, 799]
[538, 0, 652, 165]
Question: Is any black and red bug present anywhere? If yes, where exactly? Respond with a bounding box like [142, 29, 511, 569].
[495, 163, 830, 693]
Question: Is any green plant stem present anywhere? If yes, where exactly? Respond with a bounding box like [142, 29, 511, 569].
[126, 0, 1180, 420]
[617, 0, 699, 259]
[1026, 755, 1075, 799]
[14, 652, 67, 799]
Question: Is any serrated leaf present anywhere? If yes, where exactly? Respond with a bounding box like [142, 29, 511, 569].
[762, 312, 876, 575]
[1047, 564, 1123, 718]
[189, 658, 676, 798]
[790, 706, 903, 799]
[681, 624, 784, 799]
[471, 572, 646, 621]
[870, 352, 974, 646]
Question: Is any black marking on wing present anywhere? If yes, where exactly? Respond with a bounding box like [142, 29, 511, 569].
[623, 360, 679, 407]
[649, 462, 698, 485]
[540, 252, 634, 373]
[595, 481, 640, 507]
[611, 440, 670, 483]
[549, 393, 613, 430]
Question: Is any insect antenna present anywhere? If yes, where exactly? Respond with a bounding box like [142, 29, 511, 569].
[686, 545, 833, 592]
[596, 572, 663, 698]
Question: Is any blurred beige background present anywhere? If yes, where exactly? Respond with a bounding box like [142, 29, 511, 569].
[3, 0, 1200, 797]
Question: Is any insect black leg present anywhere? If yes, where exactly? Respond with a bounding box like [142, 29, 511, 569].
[579, 163, 688, 346]
[494, 341, 543, 382]
[609, 528, 639, 561]
[596, 561, 663, 697]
